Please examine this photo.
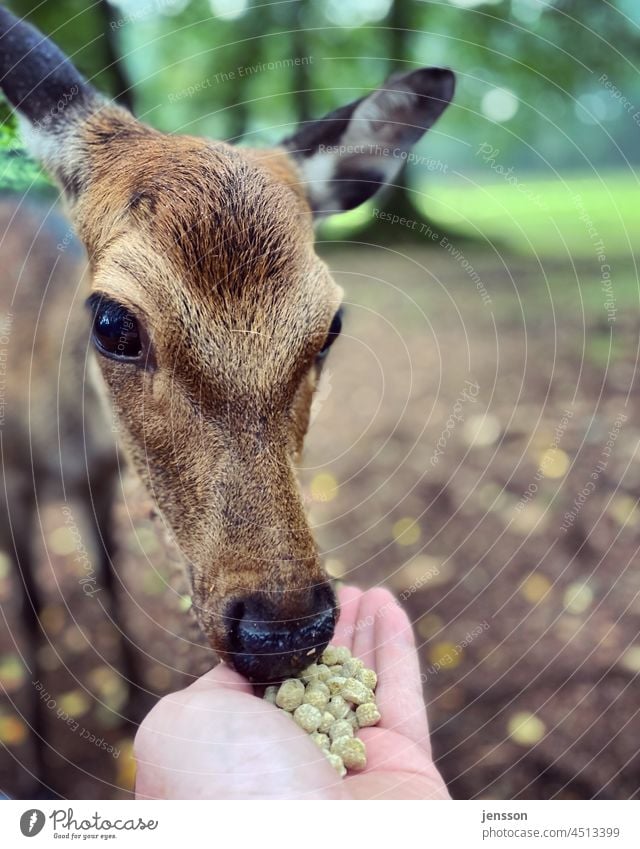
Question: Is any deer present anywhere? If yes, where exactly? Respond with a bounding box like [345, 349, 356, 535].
[0, 5, 454, 757]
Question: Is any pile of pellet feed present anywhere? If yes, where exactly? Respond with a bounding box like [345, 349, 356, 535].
[262, 644, 380, 777]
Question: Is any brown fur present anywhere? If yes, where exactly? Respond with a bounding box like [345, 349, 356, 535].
[1, 19, 452, 671]
[60, 107, 343, 655]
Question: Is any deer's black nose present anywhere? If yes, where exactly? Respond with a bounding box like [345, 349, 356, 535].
[226, 584, 337, 683]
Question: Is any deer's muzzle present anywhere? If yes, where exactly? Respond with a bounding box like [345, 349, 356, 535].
[220, 582, 337, 683]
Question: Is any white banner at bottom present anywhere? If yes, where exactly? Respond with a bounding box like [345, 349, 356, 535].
[0, 799, 638, 848]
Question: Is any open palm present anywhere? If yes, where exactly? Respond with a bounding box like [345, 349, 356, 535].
[134, 586, 449, 800]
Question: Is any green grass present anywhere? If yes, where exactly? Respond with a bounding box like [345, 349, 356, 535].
[320, 172, 640, 262]
[416, 172, 640, 260]
[0, 124, 53, 195]
[319, 173, 640, 369]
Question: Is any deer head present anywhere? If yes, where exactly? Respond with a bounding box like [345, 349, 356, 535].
[0, 6, 454, 681]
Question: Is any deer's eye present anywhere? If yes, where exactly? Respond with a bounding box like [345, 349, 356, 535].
[86, 294, 143, 362]
[317, 307, 342, 360]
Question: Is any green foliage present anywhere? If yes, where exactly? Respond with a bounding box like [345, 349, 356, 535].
[422, 173, 640, 257]
[0, 108, 53, 193]
[0, 0, 637, 241]
[8, 0, 636, 167]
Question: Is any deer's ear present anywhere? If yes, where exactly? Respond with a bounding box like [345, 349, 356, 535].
[0, 7, 108, 198]
[282, 67, 455, 217]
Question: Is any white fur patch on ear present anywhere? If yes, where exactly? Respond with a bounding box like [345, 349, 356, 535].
[284, 67, 455, 216]
[297, 150, 401, 218]
[18, 115, 68, 167]
[295, 151, 355, 218]
[347, 89, 420, 141]
[292, 91, 414, 216]
[17, 111, 94, 200]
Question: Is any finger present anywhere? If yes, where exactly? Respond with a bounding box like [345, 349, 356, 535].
[351, 587, 394, 669]
[139, 664, 260, 745]
[372, 591, 432, 754]
[189, 662, 255, 696]
[332, 585, 365, 652]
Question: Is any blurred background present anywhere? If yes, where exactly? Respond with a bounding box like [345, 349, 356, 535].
[0, 0, 639, 799]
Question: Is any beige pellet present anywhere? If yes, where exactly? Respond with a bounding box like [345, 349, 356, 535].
[293, 703, 323, 732]
[341, 658, 364, 678]
[341, 677, 372, 706]
[264, 685, 279, 705]
[327, 695, 350, 720]
[301, 663, 332, 684]
[262, 646, 379, 778]
[318, 710, 335, 733]
[321, 645, 340, 666]
[310, 731, 330, 749]
[327, 675, 347, 695]
[330, 735, 367, 770]
[318, 664, 334, 681]
[303, 682, 330, 710]
[307, 680, 330, 698]
[345, 709, 359, 729]
[355, 702, 381, 727]
[276, 679, 305, 711]
[326, 752, 347, 777]
[356, 667, 377, 690]
[300, 663, 321, 683]
[334, 646, 351, 665]
[303, 690, 328, 710]
[328, 719, 354, 741]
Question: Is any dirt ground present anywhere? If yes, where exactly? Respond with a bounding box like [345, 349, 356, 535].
[1, 241, 639, 799]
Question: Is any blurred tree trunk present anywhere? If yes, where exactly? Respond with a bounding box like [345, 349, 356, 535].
[357, 0, 472, 244]
[289, 9, 313, 124]
[360, 0, 435, 241]
[218, 14, 251, 142]
[369, 0, 418, 227]
[97, 0, 135, 112]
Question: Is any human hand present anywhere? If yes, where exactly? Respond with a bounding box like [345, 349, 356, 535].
[134, 585, 450, 800]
